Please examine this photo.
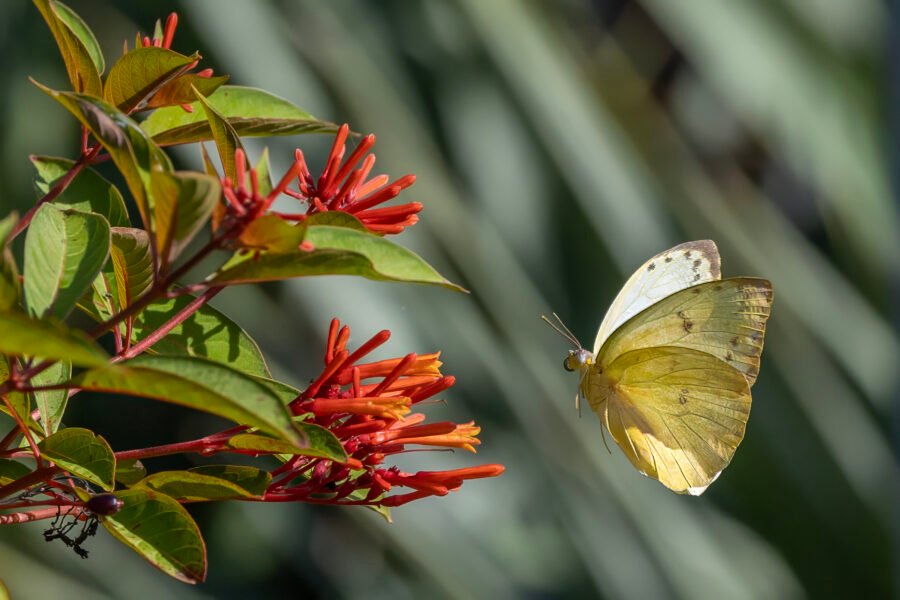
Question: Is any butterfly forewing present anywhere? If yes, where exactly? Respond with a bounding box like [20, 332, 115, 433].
[593, 240, 721, 354]
[597, 278, 772, 386]
[598, 346, 752, 495]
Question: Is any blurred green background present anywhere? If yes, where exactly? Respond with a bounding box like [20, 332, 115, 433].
[1, 0, 898, 598]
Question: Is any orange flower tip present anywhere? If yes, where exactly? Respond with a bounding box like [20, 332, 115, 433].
[196, 68, 214, 78]
[396, 174, 416, 189]
[142, 35, 152, 47]
[344, 458, 364, 470]
[179, 103, 194, 113]
[299, 240, 315, 252]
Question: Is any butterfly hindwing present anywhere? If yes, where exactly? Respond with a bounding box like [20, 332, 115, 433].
[593, 240, 721, 354]
[597, 278, 772, 386]
[595, 346, 752, 495]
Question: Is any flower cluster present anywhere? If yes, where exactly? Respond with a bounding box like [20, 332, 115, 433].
[265, 319, 504, 508]
[276, 124, 421, 234]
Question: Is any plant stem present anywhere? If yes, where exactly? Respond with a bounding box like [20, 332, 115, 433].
[10, 144, 102, 242]
[0, 466, 61, 500]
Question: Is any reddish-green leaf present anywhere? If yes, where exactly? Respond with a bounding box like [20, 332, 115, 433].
[52, 1, 104, 74]
[38, 427, 115, 491]
[141, 85, 339, 145]
[31, 156, 129, 227]
[102, 489, 207, 584]
[103, 47, 198, 113]
[150, 171, 220, 265]
[192, 86, 243, 181]
[32, 0, 102, 95]
[236, 215, 306, 253]
[23, 204, 110, 320]
[146, 74, 229, 109]
[72, 355, 305, 446]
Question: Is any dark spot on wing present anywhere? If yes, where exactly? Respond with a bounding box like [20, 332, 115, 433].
[725, 351, 734, 361]
[684, 251, 693, 258]
[682, 320, 694, 333]
[647, 262, 656, 272]
[677, 310, 687, 319]
[693, 259, 702, 269]
[693, 273, 701, 281]
[730, 336, 740, 347]
[692, 288, 701, 294]
[679, 389, 688, 405]
[665, 256, 673, 263]
[713, 284, 723, 291]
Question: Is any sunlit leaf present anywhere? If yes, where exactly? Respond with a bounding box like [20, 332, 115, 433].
[72, 355, 304, 446]
[227, 423, 347, 463]
[103, 47, 198, 113]
[115, 458, 146, 486]
[150, 171, 220, 265]
[103, 227, 153, 313]
[137, 466, 270, 501]
[23, 204, 110, 320]
[192, 86, 243, 181]
[31, 156, 129, 227]
[235, 215, 305, 252]
[211, 225, 465, 291]
[0, 459, 31, 486]
[33, 82, 172, 229]
[141, 85, 339, 145]
[102, 489, 207, 584]
[253, 147, 274, 197]
[0, 311, 107, 367]
[52, 1, 104, 74]
[146, 74, 229, 109]
[38, 427, 115, 491]
[32, 0, 102, 95]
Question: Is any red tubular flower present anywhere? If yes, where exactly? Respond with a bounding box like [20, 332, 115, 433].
[264, 319, 504, 509]
[274, 124, 422, 234]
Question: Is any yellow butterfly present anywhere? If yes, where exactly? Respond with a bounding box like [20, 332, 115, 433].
[546, 240, 772, 495]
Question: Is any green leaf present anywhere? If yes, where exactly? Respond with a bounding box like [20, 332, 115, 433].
[33, 82, 172, 229]
[141, 85, 339, 145]
[0, 459, 31, 486]
[192, 86, 243, 181]
[102, 227, 154, 313]
[0, 574, 9, 600]
[23, 204, 110, 320]
[31, 156, 129, 227]
[212, 225, 465, 291]
[0, 311, 107, 366]
[252, 377, 300, 405]
[0, 213, 21, 311]
[103, 47, 198, 113]
[32, 0, 102, 95]
[52, 1, 104, 74]
[102, 489, 207, 584]
[228, 423, 347, 463]
[188, 465, 271, 496]
[236, 215, 306, 252]
[137, 466, 270, 501]
[72, 355, 304, 446]
[130, 296, 271, 378]
[146, 74, 230, 110]
[150, 171, 220, 265]
[38, 427, 115, 491]
[115, 458, 147, 486]
[31, 359, 71, 435]
[254, 147, 274, 197]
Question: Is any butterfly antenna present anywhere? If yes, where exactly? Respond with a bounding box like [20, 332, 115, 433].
[599, 421, 612, 454]
[541, 314, 582, 348]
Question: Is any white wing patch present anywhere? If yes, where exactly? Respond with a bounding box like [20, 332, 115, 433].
[593, 240, 721, 354]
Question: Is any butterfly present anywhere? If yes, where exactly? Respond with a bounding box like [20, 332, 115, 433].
[545, 240, 772, 495]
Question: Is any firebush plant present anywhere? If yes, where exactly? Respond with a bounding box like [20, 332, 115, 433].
[0, 2, 503, 585]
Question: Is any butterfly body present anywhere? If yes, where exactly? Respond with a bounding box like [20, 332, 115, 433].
[552, 240, 772, 495]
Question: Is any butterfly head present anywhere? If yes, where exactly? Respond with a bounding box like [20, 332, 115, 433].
[563, 348, 593, 373]
[542, 313, 592, 374]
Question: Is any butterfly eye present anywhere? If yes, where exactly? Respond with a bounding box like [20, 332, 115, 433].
[563, 357, 575, 372]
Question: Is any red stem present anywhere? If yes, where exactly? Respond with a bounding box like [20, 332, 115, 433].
[9, 144, 102, 242]
[0, 506, 81, 525]
[0, 466, 61, 500]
